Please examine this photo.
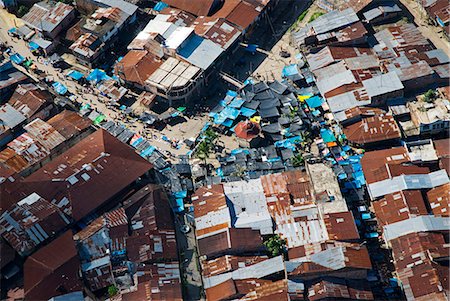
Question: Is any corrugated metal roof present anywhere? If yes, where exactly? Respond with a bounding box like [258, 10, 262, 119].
[383, 215, 450, 241]
[22, 2, 74, 33]
[0, 193, 69, 256]
[24, 118, 66, 151]
[368, 169, 449, 199]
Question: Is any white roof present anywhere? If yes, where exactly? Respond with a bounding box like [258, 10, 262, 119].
[383, 216, 450, 241]
[177, 36, 224, 70]
[316, 69, 357, 98]
[223, 179, 273, 235]
[362, 72, 404, 97]
[368, 169, 449, 199]
[143, 20, 178, 39]
[327, 90, 371, 114]
[165, 26, 194, 49]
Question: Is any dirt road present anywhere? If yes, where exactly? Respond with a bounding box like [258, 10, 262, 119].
[399, 0, 450, 55]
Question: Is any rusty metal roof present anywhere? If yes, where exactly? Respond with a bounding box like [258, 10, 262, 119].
[121, 263, 182, 301]
[323, 211, 360, 241]
[308, 279, 374, 300]
[373, 190, 428, 226]
[8, 84, 52, 119]
[360, 147, 409, 184]
[342, 108, 401, 146]
[193, 17, 241, 49]
[201, 255, 268, 277]
[427, 183, 450, 217]
[24, 118, 66, 150]
[390, 232, 449, 300]
[22, 2, 74, 33]
[0, 193, 70, 256]
[197, 227, 263, 257]
[115, 50, 163, 86]
[47, 110, 92, 140]
[22, 129, 153, 221]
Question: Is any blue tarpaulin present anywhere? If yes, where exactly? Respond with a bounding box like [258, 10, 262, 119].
[320, 128, 336, 143]
[201, 122, 210, 133]
[67, 70, 84, 81]
[29, 41, 40, 51]
[175, 199, 184, 212]
[282, 64, 298, 77]
[361, 213, 372, 220]
[154, 1, 168, 11]
[282, 64, 303, 81]
[230, 149, 250, 155]
[222, 119, 233, 127]
[10, 53, 25, 64]
[226, 90, 238, 97]
[229, 97, 245, 108]
[240, 107, 256, 117]
[245, 44, 258, 53]
[52, 82, 67, 95]
[274, 136, 302, 149]
[8, 27, 16, 34]
[87, 69, 111, 83]
[140, 146, 156, 157]
[131, 136, 144, 147]
[306, 96, 324, 108]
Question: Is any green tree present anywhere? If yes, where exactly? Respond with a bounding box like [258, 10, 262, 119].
[423, 89, 436, 103]
[17, 5, 29, 17]
[196, 140, 211, 161]
[263, 234, 286, 257]
[292, 154, 304, 167]
[108, 285, 118, 297]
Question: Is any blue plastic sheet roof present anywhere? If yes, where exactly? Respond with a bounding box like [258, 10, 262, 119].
[87, 69, 111, 83]
[229, 97, 245, 108]
[240, 107, 256, 117]
[10, 53, 25, 64]
[274, 136, 303, 149]
[28, 41, 39, 51]
[282, 64, 299, 77]
[226, 90, 238, 97]
[140, 145, 156, 157]
[52, 82, 67, 95]
[67, 70, 84, 80]
[221, 106, 240, 120]
[245, 44, 258, 52]
[222, 119, 233, 127]
[8, 27, 16, 34]
[320, 128, 336, 143]
[230, 149, 250, 155]
[154, 1, 168, 11]
[175, 198, 184, 212]
[130, 136, 144, 148]
[306, 96, 323, 108]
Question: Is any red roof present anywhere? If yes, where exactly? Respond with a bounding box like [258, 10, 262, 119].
[24, 231, 82, 300]
[115, 50, 163, 86]
[23, 129, 153, 221]
[164, 0, 218, 16]
[234, 120, 261, 140]
[197, 227, 263, 257]
[323, 211, 360, 241]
